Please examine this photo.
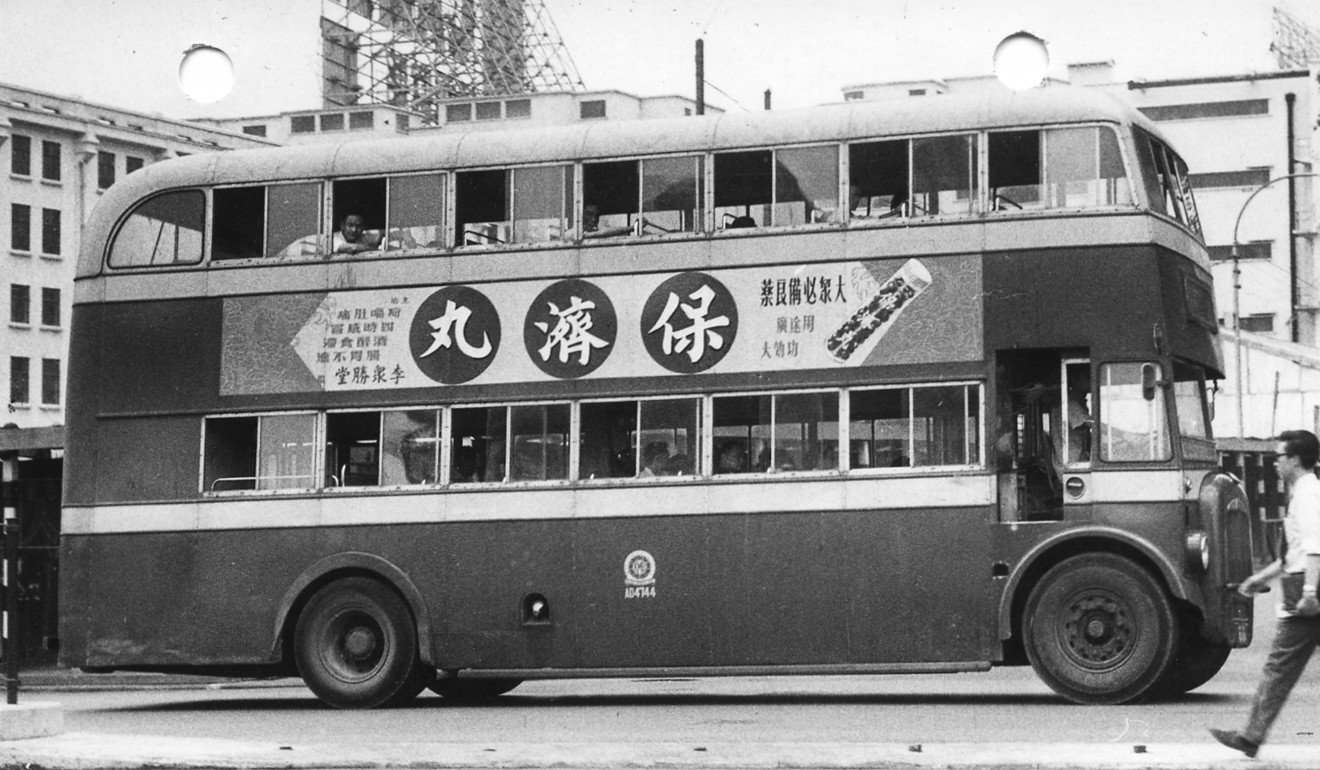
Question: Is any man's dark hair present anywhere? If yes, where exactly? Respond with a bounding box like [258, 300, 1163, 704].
[1278, 429, 1320, 470]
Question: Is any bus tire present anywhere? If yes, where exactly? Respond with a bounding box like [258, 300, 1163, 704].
[1022, 553, 1178, 705]
[1152, 635, 1231, 697]
[294, 577, 427, 709]
[428, 677, 522, 701]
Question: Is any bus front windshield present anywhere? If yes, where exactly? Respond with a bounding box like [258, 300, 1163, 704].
[1172, 362, 1211, 441]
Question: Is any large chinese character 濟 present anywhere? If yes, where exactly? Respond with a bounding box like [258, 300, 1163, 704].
[534, 296, 609, 366]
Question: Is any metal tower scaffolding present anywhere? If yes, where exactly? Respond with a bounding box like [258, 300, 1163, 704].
[1271, 5, 1320, 69]
[322, 0, 584, 122]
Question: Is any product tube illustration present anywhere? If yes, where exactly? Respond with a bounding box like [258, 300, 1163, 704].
[826, 258, 932, 363]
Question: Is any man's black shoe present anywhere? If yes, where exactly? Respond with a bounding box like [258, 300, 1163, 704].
[1210, 728, 1259, 758]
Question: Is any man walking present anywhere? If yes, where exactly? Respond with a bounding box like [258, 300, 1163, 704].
[1211, 429, 1320, 758]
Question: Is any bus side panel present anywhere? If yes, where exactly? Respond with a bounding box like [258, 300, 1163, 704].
[93, 417, 202, 504]
[61, 503, 992, 672]
[64, 306, 103, 508]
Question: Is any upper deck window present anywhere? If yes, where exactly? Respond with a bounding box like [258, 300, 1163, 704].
[455, 165, 572, 246]
[911, 134, 975, 217]
[714, 146, 839, 230]
[328, 173, 446, 255]
[988, 126, 1130, 211]
[108, 190, 205, 269]
[850, 139, 909, 219]
[1137, 130, 1202, 236]
[213, 183, 322, 261]
[582, 155, 703, 238]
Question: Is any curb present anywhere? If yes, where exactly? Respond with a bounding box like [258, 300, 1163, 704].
[0, 701, 63, 741]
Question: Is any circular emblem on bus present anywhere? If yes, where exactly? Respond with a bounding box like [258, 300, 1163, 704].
[624, 550, 656, 586]
[640, 272, 738, 374]
[523, 278, 616, 379]
[408, 285, 501, 384]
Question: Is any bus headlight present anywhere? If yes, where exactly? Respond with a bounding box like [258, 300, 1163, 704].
[1185, 531, 1210, 571]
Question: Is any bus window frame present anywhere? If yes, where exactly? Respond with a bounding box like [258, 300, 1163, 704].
[845, 381, 984, 474]
[201, 410, 322, 496]
[1095, 360, 1175, 464]
[577, 394, 704, 483]
[105, 188, 208, 271]
[209, 180, 325, 265]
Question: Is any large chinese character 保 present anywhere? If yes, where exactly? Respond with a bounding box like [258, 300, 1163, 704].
[647, 284, 731, 364]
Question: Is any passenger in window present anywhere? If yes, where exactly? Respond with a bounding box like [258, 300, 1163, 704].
[582, 204, 635, 239]
[638, 442, 671, 478]
[451, 445, 480, 483]
[722, 213, 757, 229]
[333, 213, 382, 254]
[715, 441, 749, 474]
[667, 452, 691, 476]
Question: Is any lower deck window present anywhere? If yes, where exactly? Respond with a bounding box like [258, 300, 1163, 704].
[850, 384, 979, 468]
[580, 398, 700, 479]
[713, 391, 839, 474]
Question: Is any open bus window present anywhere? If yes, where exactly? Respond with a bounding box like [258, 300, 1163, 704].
[107, 190, 205, 268]
[579, 398, 700, 479]
[268, 183, 322, 259]
[509, 404, 569, 481]
[1138, 131, 1199, 231]
[849, 139, 909, 220]
[580, 400, 637, 478]
[989, 128, 1131, 212]
[850, 388, 910, 468]
[642, 155, 703, 234]
[774, 145, 840, 225]
[714, 150, 771, 230]
[714, 392, 835, 474]
[1098, 362, 1172, 462]
[203, 413, 317, 492]
[1167, 150, 1202, 236]
[774, 392, 839, 471]
[851, 384, 981, 468]
[912, 134, 975, 217]
[325, 411, 381, 487]
[512, 165, 573, 243]
[381, 409, 440, 485]
[331, 177, 386, 255]
[212, 186, 265, 260]
[455, 169, 510, 246]
[583, 159, 639, 238]
[387, 173, 444, 251]
[451, 406, 507, 483]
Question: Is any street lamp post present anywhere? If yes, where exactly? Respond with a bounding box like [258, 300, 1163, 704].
[1230, 172, 1318, 437]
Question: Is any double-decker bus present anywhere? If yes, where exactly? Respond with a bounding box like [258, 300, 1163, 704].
[60, 87, 1254, 708]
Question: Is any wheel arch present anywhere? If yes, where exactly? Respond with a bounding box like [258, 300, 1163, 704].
[997, 527, 1188, 643]
[270, 552, 434, 668]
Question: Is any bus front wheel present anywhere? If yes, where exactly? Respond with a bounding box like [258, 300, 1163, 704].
[294, 577, 428, 709]
[1022, 553, 1178, 705]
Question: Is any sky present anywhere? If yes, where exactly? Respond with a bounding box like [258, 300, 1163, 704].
[0, 0, 1317, 118]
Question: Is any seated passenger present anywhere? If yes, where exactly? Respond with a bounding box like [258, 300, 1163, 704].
[333, 213, 382, 254]
[715, 441, 749, 474]
[582, 204, 634, 239]
[723, 214, 757, 229]
[638, 442, 671, 478]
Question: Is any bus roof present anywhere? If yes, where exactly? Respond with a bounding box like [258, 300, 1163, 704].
[81, 86, 1162, 279]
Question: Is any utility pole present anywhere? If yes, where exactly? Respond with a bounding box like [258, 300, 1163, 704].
[695, 39, 705, 116]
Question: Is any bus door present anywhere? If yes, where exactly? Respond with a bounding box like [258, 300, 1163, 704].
[995, 351, 1092, 521]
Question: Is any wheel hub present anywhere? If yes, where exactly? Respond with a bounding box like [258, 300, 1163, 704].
[343, 626, 379, 661]
[1063, 594, 1132, 667]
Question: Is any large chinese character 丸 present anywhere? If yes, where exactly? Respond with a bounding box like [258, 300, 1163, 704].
[419, 299, 493, 359]
[648, 284, 731, 364]
[534, 296, 609, 366]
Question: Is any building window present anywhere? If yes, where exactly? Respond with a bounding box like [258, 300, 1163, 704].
[97, 150, 115, 190]
[1139, 99, 1269, 122]
[41, 287, 59, 327]
[579, 100, 607, 119]
[10, 134, 31, 176]
[241, 124, 268, 137]
[320, 112, 345, 132]
[475, 101, 501, 120]
[1209, 241, 1272, 261]
[349, 111, 374, 130]
[1188, 168, 1271, 189]
[41, 208, 60, 255]
[843, 91, 864, 101]
[9, 357, 28, 406]
[290, 115, 316, 133]
[126, 156, 145, 174]
[40, 140, 60, 182]
[908, 89, 927, 96]
[10, 204, 30, 252]
[40, 358, 60, 405]
[9, 284, 29, 325]
[445, 103, 472, 123]
[1239, 314, 1275, 333]
[505, 99, 531, 119]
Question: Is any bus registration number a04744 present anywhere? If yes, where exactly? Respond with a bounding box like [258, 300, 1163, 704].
[624, 550, 657, 599]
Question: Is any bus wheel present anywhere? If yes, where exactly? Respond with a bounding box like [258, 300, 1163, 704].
[429, 677, 522, 701]
[294, 577, 428, 709]
[1152, 634, 1231, 697]
[1023, 553, 1177, 704]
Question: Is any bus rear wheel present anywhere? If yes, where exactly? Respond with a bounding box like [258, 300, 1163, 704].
[1022, 553, 1177, 705]
[429, 677, 522, 701]
[294, 577, 428, 709]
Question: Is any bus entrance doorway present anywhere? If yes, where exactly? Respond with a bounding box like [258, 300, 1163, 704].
[996, 350, 1092, 522]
